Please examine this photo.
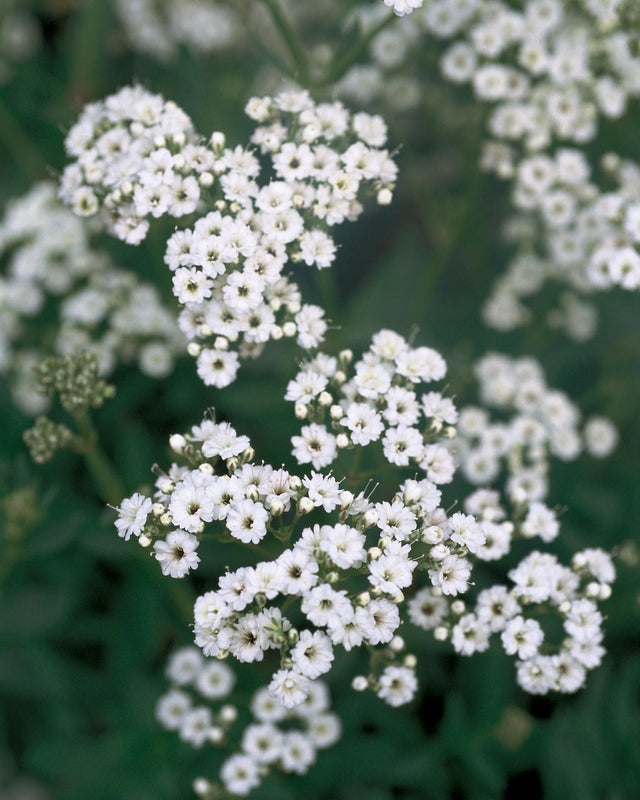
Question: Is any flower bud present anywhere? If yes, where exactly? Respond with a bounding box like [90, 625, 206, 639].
[219, 704, 237, 723]
[389, 635, 405, 652]
[434, 626, 448, 641]
[187, 342, 201, 357]
[193, 778, 211, 797]
[363, 509, 378, 528]
[199, 171, 214, 188]
[334, 370, 347, 385]
[451, 600, 465, 615]
[210, 131, 226, 150]
[368, 546, 382, 561]
[298, 497, 314, 515]
[295, 403, 308, 420]
[330, 404, 344, 420]
[355, 591, 371, 607]
[336, 433, 350, 449]
[283, 322, 297, 338]
[169, 433, 187, 454]
[352, 675, 368, 691]
[339, 490, 354, 509]
[377, 188, 393, 205]
[207, 727, 224, 744]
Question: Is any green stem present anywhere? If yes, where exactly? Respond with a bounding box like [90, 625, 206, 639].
[259, 0, 311, 86]
[67, 0, 108, 101]
[409, 153, 484, 322]
[0, 96, 47, 181]
[73, 409, 126, 506]
[324, 11, 396, 87]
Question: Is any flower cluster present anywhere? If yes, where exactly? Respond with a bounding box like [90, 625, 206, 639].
[428, 0, 640, 156]
[114, 327, 615, 727]
[286, 328, 452, 474]
[156, 646, 341, 797]
[454, 352, 618, 495]
[115, 409, 476, 754]
[22, 352, 116, 464]
[333, 1, 640, 334]
[411, 546, 615, 694]
[0, 183, 183, 414]
[484, 152, 640, 335]
[421, 0, 640, 334]
[113, 0, 242, 62]
[61, 85, 396, 387]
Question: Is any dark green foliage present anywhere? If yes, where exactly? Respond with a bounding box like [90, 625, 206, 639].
[1, 2, 639, 799]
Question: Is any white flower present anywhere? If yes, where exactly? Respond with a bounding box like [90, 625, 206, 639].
[196, 661, 236, 699]
[220, 754, 261, 796]
[154, 530, 200, 578]
[196, 348, 240, 388]
[320, 524, 366, 569]
[382, 425, 424, 466]
[241, 723, 283, 764]
[291, 423, 337, 469]
[291, 630, 335, 679]
[429, 554, 471, 596]
[226, 499, 269, 544]
[155, 689, 191, 730]
[299, 230, 337, 268]
[376, 665, 418, 706]
[302, 473, 341, 512]
[408, 587, 449, 630]
[301, 584, 353, 627]
[343, 402, 384, 445]
[165, 647, 202, 685]
[268, 668, 310, 709]
[382, 0, 424, 18]
[448, 512, 486, 554]
[201, 421, 250, 459]
[452, 614, 491, 655]
[115, 492, 152, 540]
[501, 615, 544, 659]
[179, 706, 211, 748]
[359, 598, 400, 645]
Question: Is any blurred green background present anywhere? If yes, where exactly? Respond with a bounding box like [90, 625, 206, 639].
[1, 2, 639, 798]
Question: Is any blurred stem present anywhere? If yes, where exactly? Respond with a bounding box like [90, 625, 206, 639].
[410, 153, 484, 321]
[68, 0, 107, 101]
[324, 11, 395, 87]
[315, 266, 339, 329]
[73, 409, 125, 506]
[259, 0, 311, 87]
[0, 97, 47, 180]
